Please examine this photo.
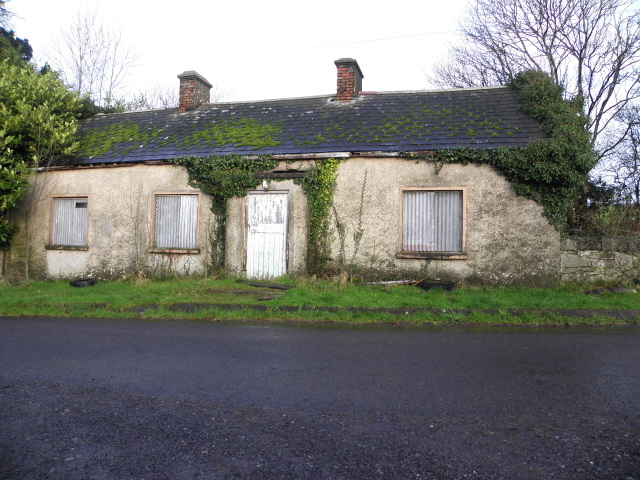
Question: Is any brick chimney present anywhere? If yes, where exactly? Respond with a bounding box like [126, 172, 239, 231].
[334, 58, 363, 103]
[177, 71, 212, 112]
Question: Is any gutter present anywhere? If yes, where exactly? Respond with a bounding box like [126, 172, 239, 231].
[37, 150, 438, 172]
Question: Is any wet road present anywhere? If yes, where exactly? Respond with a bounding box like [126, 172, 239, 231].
[1, 317, 639, 479]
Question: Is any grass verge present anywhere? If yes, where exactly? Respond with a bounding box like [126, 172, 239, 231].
[0, 277, 638, 326]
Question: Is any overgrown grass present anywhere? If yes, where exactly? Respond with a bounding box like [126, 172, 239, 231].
[271, 279, 640, 310]
[0, 277, 637, 326]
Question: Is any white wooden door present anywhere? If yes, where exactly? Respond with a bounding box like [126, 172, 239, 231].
[246, 192, 288, 279]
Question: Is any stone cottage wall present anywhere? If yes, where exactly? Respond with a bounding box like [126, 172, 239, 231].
[561, 237, 640, 283]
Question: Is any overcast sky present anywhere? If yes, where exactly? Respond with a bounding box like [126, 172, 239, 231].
[10, 0, 468, 102]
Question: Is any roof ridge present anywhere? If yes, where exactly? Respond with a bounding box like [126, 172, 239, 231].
[202, 94, 333, 106]
[87, 86, 513, 117]
[91, 107, 176, 117]
[365, 86, 510, 95]
[200, 86, 511, 107]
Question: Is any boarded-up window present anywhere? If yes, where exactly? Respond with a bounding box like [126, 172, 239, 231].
[155, 194, 198, 249]
[52, 197, 88, 246]
[402, 190, 463, 252]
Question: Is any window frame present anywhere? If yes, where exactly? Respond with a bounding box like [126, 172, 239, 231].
[148, 192, 201, 254]
[46, 195, 89, 251]
[397, 187, 467, 260]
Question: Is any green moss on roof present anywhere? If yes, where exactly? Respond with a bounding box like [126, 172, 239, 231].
[77, 122, 164, 157]
[180, 118, 282, 150]
[282, 105, 521, 146]
[77, 117, 283, 157]
[71, 89, 541, 161]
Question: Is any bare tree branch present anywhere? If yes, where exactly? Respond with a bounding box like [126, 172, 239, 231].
[0, 0, 13, 28]
[428, 0, 640, 162]
[47, 8, 139, 107]
[600, 106, 640, 204]
[127, 82, 230, 111]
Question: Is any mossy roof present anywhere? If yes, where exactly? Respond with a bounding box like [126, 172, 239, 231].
[64, 86, 548, 165]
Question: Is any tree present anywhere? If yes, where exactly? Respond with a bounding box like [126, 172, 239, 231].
[0, 1, 29, 66]
[0, 60, 80, 247]
[0, 0, 13, 28]
[601, 106, 640, 205]
[47, 9, 138, 108]
[429, 0, 640, 159]
[0, 28, 32, 64]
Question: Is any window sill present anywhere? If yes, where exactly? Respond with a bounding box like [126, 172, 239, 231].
[148, 248, 200, 255]
[45, 245, 89, 251]
[396, 251, 467, 260]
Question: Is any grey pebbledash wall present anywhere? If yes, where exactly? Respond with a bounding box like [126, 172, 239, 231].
[561, 237, 640, 284]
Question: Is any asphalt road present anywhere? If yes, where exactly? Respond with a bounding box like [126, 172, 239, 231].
[0, 317, 639, 479]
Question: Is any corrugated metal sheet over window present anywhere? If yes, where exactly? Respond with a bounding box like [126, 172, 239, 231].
[403, 190, 462, 252]
[53, 198, 88, 246]
[155, 195, 198, 249]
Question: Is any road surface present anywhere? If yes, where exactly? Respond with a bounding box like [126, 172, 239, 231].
[1, 317, 639, 479]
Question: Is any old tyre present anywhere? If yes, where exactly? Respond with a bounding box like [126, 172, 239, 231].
[70, 278, 97, 288]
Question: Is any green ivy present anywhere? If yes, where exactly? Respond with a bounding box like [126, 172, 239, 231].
[295, 158, 340, 274]
[408, 70, 595, 232]
[173, 154, 339, 276]
[171, 155, 278, 271]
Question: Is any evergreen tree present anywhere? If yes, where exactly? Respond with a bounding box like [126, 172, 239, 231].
[0, 60, 80, 246]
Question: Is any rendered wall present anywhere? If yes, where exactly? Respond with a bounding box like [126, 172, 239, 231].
[6, 157, 563, 285]
[6, 164, 214, 280]
[330, 157, 561, 286]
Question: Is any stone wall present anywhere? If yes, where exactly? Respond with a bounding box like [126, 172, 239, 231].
[561, 237, 640, 284]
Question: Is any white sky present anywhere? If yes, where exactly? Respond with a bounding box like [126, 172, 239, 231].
[10, 0, 468, 102]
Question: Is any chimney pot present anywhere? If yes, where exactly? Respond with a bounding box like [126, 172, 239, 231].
[334, 58, 364, 103]
[177, 71, 213, 113]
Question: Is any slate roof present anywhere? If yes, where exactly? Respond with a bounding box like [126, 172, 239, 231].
[64, 86, 548, 166]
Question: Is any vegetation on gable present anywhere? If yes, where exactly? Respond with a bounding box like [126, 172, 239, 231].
[408, 70, 595, 232]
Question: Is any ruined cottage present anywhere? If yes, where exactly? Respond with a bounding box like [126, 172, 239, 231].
[7, 58, 567, 285]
